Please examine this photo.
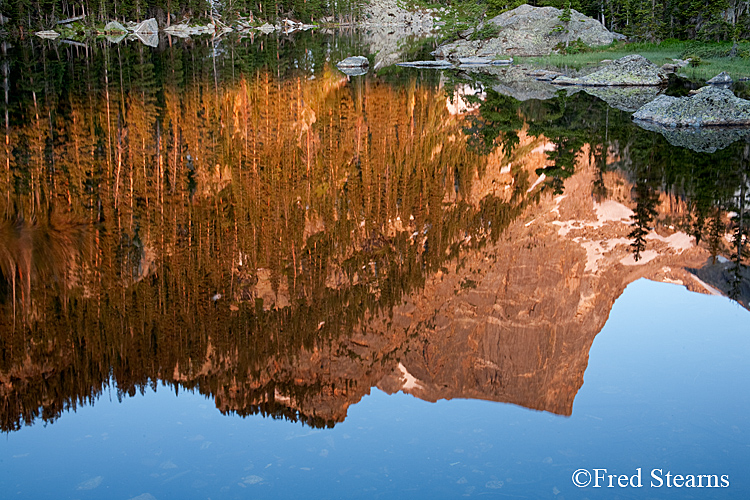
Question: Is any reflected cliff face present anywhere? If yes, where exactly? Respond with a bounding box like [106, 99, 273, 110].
[0, 39, 748, 432]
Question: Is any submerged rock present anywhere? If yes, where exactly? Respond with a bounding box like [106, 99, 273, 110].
[554, 55, 668, 86]
[433, 4, 614, 60]
[633, 120, 750, 153]
[632, 86, 750, 127]
[579, 85, 664, 112]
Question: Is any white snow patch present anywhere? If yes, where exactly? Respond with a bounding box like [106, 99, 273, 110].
[620, 250, 659, 266]
[593, 200, 633, 224]
[645, 231, 693, 252]
[662, 277, 684, 285]
[531, 142, 555, 155]
[577, 240, 606, 273]
[552, 220, 584, 237]
[399, 363, 424, 391]
[575, 237, 632, 273]
[527, 173, 546, 193]
[274, 389, 291, 404]
[717, 255, 730, 264]
[550, 195, 567, 216]
[500, 163, 512, 174]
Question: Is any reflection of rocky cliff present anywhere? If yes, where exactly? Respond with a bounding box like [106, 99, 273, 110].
[376, 156, 710, 416]
[188, 142, 713, 423]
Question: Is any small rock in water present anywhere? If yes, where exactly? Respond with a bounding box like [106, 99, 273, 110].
[337, 56, 369, 68]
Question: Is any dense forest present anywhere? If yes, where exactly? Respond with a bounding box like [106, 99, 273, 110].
[1, 0, 749, 42]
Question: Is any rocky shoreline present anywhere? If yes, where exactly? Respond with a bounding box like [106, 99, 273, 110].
[34, 0, 436, 43]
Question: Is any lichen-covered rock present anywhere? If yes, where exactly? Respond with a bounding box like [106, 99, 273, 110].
[633, 86, 750, 127]
[433, 4, 614, 60]
[707, 71, 733, 85]
[554, 55, 668, 86]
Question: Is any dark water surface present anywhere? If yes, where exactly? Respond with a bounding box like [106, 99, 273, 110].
[0, 33, 749, 499]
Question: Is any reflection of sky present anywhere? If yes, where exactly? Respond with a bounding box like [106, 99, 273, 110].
[2, 279, 748, 499]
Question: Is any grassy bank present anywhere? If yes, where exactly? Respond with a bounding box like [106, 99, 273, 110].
[520, 40, 750, 81]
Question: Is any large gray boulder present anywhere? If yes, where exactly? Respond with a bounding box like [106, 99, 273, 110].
[633, 86, 750, 127]
[433, 4, 614, 60]
[554, 55, 668, 86]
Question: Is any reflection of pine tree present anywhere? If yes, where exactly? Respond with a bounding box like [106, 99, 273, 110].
[536, 135, 578, 195]
[629, 181, 659, 261]
[729, 169, 749, 301]
[463, 89, 521, 158]
[706, 207, 726, 264]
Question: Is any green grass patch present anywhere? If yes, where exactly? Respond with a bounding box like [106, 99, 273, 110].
[519, 40, 750, 80]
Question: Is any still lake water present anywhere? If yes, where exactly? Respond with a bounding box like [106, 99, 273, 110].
[0, 32, 749, 499]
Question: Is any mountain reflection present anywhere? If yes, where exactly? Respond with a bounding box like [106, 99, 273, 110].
[0, 38, 748, 432]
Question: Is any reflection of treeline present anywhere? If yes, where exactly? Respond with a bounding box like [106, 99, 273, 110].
[4, 0, 363, 32]
[460, 82, 749, 271]
[0, 41, 530, 431]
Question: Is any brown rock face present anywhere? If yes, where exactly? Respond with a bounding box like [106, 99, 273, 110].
[372, 151, 709, 416]
[209, 145, 711, 422]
